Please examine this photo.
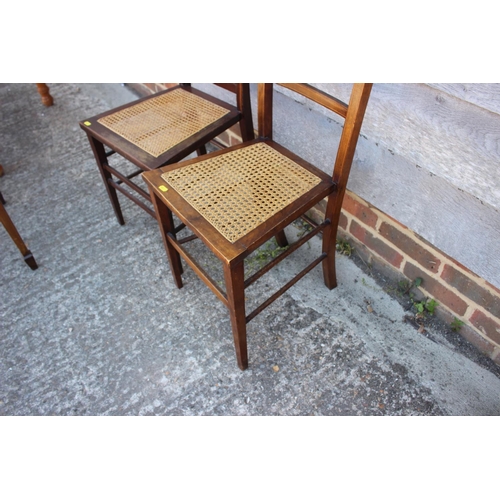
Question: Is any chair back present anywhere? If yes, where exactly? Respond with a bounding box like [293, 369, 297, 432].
[257, 83, 372, 202]
[181, 83, 255, 141]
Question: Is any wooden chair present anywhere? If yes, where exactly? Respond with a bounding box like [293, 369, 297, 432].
[0, 177, 38, 270]
[142, 83, 372, 370]
[79, 84, 254, 224]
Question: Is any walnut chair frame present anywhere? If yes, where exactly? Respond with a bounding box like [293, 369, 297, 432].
[143, 83, 372, 370]
[79, 84, 254, 225]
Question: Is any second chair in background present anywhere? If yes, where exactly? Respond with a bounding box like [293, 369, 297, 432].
[79, 84, 254, 224]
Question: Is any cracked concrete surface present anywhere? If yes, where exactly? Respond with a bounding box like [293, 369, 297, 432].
[1, 83, 499, 416]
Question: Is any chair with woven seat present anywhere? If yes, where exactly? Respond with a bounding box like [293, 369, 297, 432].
[79, 84, 254, 224]
[142, 83, 372, 370]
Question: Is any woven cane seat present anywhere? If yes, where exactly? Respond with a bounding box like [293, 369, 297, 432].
[162, 142, 322, 243]
[98, 88, 231, 158]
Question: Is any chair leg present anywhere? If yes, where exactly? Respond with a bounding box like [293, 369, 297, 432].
[87, 135, 125, 225]
[223, 260, 248, 370]
[0, 201, 38, 270]
[149, 191, 184, 288]
[275, 229, 288, 248]
[36, 83, 54, 107]
[321, 197, 339, 290]
[196, 145, 208, 156]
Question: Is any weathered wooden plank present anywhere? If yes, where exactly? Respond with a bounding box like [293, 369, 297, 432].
[426, 83, 500, 116]
[348, 135, 500, 289]
[294, 83, 500, 212]
[270, 86, 500, 288]
[194, 82, 500, 286]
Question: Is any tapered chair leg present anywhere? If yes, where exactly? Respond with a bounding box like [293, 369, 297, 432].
[150, 191, 184, 288]
[0, 201, 38, 270]
[196, 145, 208, 156]
[87, 136, 125, 225]
[223, 260, 248, 370]
[275, 229, 289, 248]
[321, 197, 339, 290]
[36, 83, 54, 107]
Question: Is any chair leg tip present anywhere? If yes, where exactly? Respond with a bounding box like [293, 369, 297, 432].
[24, 253, 38, 270]
[237, 360, 248, 371]
[325, 278, 337, 290]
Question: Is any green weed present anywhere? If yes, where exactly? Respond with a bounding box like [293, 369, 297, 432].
[245, 241, 289, 278]
[412, 297, 438, 317]
[336, 239, 353, 257]
[450, 317, 465, 332]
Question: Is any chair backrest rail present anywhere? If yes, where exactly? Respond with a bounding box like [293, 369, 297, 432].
[278, 83, 348, 118]
[257, 83, 372, 183]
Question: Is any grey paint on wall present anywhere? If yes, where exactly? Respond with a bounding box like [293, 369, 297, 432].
[195, 83, 500, 289]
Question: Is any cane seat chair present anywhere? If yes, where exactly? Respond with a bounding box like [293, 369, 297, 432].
[79, 84, 254, 224]
[142, 83, 372, 370]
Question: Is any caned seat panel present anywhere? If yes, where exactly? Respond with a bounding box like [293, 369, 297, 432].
[97, 88, 231, 158]
[161, 142, 322, 243]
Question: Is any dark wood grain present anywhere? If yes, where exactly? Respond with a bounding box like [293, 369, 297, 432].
[224, 261, 248, 370]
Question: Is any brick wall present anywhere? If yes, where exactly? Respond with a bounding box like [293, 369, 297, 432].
[330, 192, 500, 364]
[130, 83, 500, 365]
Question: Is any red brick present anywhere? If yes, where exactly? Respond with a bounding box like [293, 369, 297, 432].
[342, 195, 378, 228]
[455, 322, 496, 356]
[469, 310, 500, 345]
[339, 212, 348, 230]
[350, 220, 403, 268]
[382, 211, 409, 231]
[445, 251, 478, 275]
[441, 264, 500, 318]
[308, 204, 325, 225]
[380, 222, 441, 273]
[487, 281, 500, 296]
[403, 261, 468, 316]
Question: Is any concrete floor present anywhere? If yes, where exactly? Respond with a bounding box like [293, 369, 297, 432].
[1, 82, 500, 415]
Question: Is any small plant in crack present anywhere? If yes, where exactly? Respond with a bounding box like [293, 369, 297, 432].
[244, 241, 289, 278]
[450, 317, 465, 332]
[293, 219, 313, 239]
[403, 277, 422, 294]
[336, 238, 354, 257]
[412, 297, 438, 318]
